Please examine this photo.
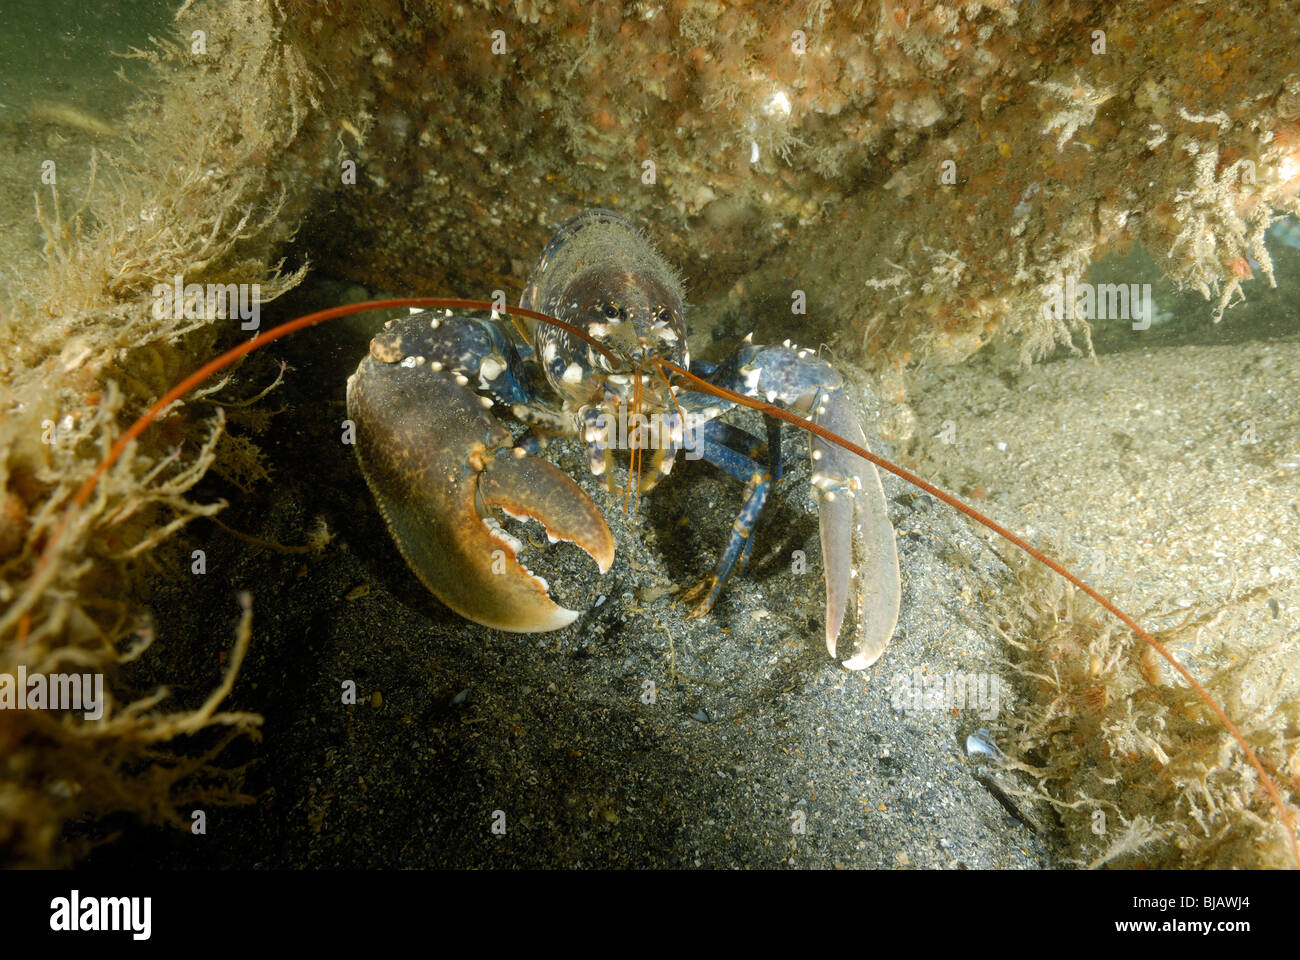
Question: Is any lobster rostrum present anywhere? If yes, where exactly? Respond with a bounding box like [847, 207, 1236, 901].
[345, 210, 902, 668]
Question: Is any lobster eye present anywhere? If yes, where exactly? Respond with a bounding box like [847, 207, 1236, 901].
[603, 305, 619, 320]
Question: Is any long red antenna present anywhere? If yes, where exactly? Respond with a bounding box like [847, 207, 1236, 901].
[657, 358, 1299, 867]
[5, 297, 1293, 866]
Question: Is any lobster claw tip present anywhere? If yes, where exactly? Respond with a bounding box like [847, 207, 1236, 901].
[833, 626, 890, 672]
[502, 601, 581, 633]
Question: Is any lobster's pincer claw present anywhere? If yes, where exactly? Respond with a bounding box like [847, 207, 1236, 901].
[347, 349, 613, 632]
[479, 452, 616, 579]
[811, 387, 901, 670]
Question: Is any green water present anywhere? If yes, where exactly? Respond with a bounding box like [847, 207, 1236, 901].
[0, 0, 176, 288]
[0, 0, 175, 108]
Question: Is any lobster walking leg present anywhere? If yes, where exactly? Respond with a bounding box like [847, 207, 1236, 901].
[679, 418, 777, 617]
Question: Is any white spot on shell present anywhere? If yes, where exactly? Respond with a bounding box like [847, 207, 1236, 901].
[562, 362, 583, 384]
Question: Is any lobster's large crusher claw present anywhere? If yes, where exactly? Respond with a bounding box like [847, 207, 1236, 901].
[347, 346, 614, 632]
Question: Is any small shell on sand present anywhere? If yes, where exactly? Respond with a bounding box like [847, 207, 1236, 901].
[28, 100, 119, 138]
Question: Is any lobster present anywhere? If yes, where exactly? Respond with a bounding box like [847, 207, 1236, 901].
[344, 210, 900, 669]
[5, 208, 1294, 865]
